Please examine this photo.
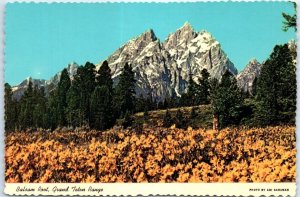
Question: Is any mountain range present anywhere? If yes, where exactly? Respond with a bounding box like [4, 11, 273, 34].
[11, 22, 265, 101]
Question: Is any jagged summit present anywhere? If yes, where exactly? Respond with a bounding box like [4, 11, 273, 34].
[180, 21, 194, 31]
[164, 22, 197, 50]
[139, 28, 158, 42]
[19, 76, 46, 87]
[13, 23, 238, 101]
[12, 61, 79, 100]
[247, 58, 259, 64]
[183, 21, 192, 26]
[129, 29, 158, 44]
[102, 22, 237, 100]
[237, 59, 262, 94]
[13, 77, 47, 100]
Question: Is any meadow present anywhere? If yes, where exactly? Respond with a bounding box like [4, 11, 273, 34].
[5, 125, 296, 183]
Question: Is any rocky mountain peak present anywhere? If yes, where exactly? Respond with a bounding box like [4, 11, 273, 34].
[180, 21, 194, 32]
[102, 22, 238, 100]
[237, 59, 262, 94]
[48, 62, 79, 86]
[19, 77, 46, 87]
[248, 58, 259, 65]
[134, 29, 158, 45]
[164, 22, 197, 50]
[104, 29, 161, 78]
[239, 59, 260, 74]
[12, 77, 47, 100]
[142, 29, 157, 42]
[12, 23, 239, 101]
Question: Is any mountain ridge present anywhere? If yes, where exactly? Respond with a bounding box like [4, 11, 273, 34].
[12, 22, 239, 101]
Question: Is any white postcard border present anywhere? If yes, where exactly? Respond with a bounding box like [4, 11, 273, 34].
[1, 0, 299, 197]
[4, 183, 297, 196]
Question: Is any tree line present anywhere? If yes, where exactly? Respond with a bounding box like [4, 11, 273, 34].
[213, 43, 296, 128]
[4, 43, 296, 132]
[5, 61, 136, 131]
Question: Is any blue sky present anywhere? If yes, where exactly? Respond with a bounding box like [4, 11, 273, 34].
[5, 2, 296, 85]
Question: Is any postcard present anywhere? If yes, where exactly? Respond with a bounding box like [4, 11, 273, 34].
[4, 1, 297, 196]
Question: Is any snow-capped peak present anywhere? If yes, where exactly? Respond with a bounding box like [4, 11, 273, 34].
[104, 22, 237, 100]
[12, 23, 238, 102]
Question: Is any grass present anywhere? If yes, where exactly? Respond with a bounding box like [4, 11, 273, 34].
[133, 104, 213, 129]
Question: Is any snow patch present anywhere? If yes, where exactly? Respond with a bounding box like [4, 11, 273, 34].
[12, 87, 18, 92]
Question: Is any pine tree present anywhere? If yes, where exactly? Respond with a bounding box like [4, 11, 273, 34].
[188, 107, 198, 129]
[135, 95, 146, 112]
[186, 74, 198, 106]
[190, 107, 198, 119]
[197, 69, 210, 104]
[157, 100, 164, 109]
[211, 70, 243, 129]
[143, 107, 149, 121]
[32, 86, 47, 128]
[163, 110, 173, 128]
[65, 83, 82, 127]
[251, 76, 258, 97]
[56, 68, 71, 126]
[65, 62, 96, 127]
[91, 60, 115, 129]
[122, 111, 133, 129]
[19, 80, 34, 129]
[114, 63, 136, 117]
[96, 60, 113, 92]
[80, 62, 96, 125]
[175, 109, 186, 129]
[4, 83, 12, 130]
[163, 98, 169, 109]
[145, 92, 155, 111]
[180, 74, 198, 107]
[4, 83, 17, 131]
[47, 90, 59, 129]
[179, 93, 190, 107]
[181, 69, 210, 106]
[209, 78, 219, 97]
[282, 2, 297, 32]
[255, 44, 296, 125]
[90, 86, 114, 130]
[46, 68, 71, 129]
